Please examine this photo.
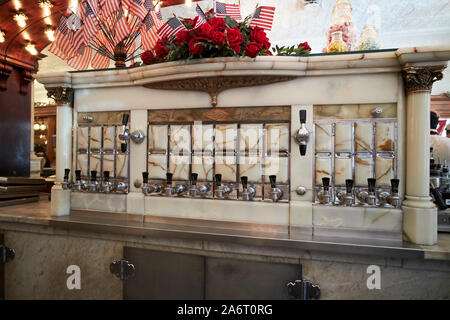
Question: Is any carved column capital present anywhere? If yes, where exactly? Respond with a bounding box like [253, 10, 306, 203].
[46, 86, 73, 105]
[402, 65, 446, 93]
[0, 62, 13, 91]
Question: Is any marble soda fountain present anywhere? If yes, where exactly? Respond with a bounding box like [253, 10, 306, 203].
[37, 46, 450, 246]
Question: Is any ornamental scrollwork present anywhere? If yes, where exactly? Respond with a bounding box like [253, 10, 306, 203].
[46, 86, 73, 105]
[402, 66, 446, 93]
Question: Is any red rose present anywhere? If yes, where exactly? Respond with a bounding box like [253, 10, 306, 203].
[205, 8, 214, 18]
[155, 38, 169, 60]
[226, 27, 243, 47]
[189, 39, 204, 56]
[193, 23, 213, 42]
[298, 41, 311, 52]
[245, 41, 262, 58]
[182, 17, 199, 29]
[250, 27, 268, 43]
[232, 45, 241, 54]
[175, 30, 191, 45]
[211, 30, 226, 45]
[141, 50, 155, 65]
[208, 17, 226, 31]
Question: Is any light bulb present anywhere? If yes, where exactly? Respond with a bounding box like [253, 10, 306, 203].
[34, 123, 40, 131]
[185, 0, 192, 7]
[14, 12, 28, 28]
[40, 124, 47, 131]
[25, 42, 38, 55]
[39, 0, 53, 16]
[0, 30, 5, 43]
[45, 26, 55, 42]
[13, 0, 21, 10]
[69, 0, 78, 12]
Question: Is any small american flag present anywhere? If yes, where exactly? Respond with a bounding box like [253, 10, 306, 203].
[130, 0, 148, 21]
[115, 4, 131, 44]
[157, 17, 187, 39]
[68, 45, 92, 70]
[49, 15, 74, 60]
[214, 1, 241, 21]
[141, 9, 163, 50]
[87, 0, 99, 15]
[99, 0, 120, 19]
[249, 6, 276, 31]
[84, 2, 100, 44]
[91, 51, 110, 69]
[194, 4, 207, 29]
[72, 25, 85, 53]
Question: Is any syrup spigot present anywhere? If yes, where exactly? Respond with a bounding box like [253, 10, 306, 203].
[269, 175, 283, 202]
[62, 168, 73, 190]
[357, 178, 377, 206]
[214, 174, 233, 199]
[102, 171, 113, 193]
[389, 178, 400, 208]
[165, 172, 174, 196]
[89, 170, 99, 192]
[73, 170, 85, 191]
[141, 172, 162, 195]
[343, 179, 354, 206]
[294, 110, 310, 156]
[318, 177, 331, 204]
[118, 114, 129, 153]
[189, 173, 199, 197]
[240, 176, 256, 201]
[115, 181, 128, 193]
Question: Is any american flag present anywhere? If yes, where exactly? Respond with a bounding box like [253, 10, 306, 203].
[91, 51, 110, 69]
[157, 17, 187, 39]
[115, 4, 131, 44]
[249, 6, 276, 31]
[68, 45, 92, 70]
[214, 1, 241, 21]
[141, 9, 162, 50]
[130, 0, 148, 21]
[49, 15, 74, 60]
[194, 4, 207, 29]
[84, 1, 100, 44]
[72, 25, 85, 53]
[99, 0, 119, 19]
[87, 0, 99, 14]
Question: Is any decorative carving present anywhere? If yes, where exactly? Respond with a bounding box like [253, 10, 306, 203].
[19, 69, 34, 95]
[0, 62, 13, 91]
[143, 75, 296, 106]
[46, 86, 73, 105]
[402, 65, 446, 93]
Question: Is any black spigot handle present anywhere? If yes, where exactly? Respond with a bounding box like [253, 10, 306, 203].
[122, 114, 129, 126]
[299, 144, 307, 156]
[241, 176, 248, 189]
[322, 177, 330, 191]
[75, 170, 81, 181]
[269, 175, 277, 188]
[64, 168, 70, 181]
[121, 142, 127, 153]
[299, 110, 307, 124]
[345, 179, 353, 194]
[367, 178, 376, 193]
[104, 171, 110, 182]
[215, 174, 222, 187]
[166, 172, 173, 185]
[391, 179, 399, 194]
[91, 170, 97, 182]
[142, 172, 149, 184]
[191, 173, 198, 185]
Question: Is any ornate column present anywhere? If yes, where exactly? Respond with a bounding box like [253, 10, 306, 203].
[401, 65, 446, 245]
[47, 86, 73, 216]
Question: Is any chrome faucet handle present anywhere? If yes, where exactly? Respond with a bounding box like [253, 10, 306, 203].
[189, 173, 199, 197]
[343, 179, 354, 206]
[241, 176, 255, 201]
[102, 171, 113, 193]
[116, 181, 128, 193]
[62, 168, 73, 190]
[214, 174, 233, 199]
[165, 172, 174, 196]
[89, 170, 99, 192]
[269, 175, 283, 202]
[73, 170, 84, 191]
[294, 110, 310, 156]
[389, 178, 401, 208]
[175, 184, 188, 196]
[197, 184, 211, 197]
[142, 171, 150, 194]
[318, 177, 331, 204]
[118, 114, 130, 141]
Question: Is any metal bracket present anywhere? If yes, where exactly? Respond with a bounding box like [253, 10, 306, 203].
[287, 266, 321, 300]
[110, 259, 135, 280]
[1, 246, 15, 264]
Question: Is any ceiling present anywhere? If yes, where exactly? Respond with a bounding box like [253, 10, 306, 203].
[0, 0, 201, 69]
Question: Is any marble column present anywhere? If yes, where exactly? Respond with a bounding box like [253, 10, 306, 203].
[401, 65, 446, 245]
[30, 79, 42, 178]
[46, 86, 73, 216]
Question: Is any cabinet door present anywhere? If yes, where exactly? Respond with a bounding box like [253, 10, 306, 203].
[123, 247, 205, 300]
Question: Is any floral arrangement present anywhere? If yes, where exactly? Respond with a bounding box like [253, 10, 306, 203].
[141, 9, 311, 65]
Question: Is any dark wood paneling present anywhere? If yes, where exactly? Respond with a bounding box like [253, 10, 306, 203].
[431, 94, 450, 118]
[0, 233, 4, 300]
[0, 66, 31, 177]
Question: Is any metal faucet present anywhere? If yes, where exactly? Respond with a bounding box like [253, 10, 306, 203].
[337, 179, 354, 206]
[165, 173, 174, 196]
[115, 181, 128, 193]
[269, 175, 283, 202]
[240, 176, 256, 201]
[141, 171, 163, 195]
[102, 171, 113, 193]
[118, 114, 129, 153]
[357, 178, 377, 206]
[62, 168, 73, 190]
[378, 179, 401, 208]
[294, 110, 310, 156]
[88, 170, 99, 192]
[188, 173, 210, 197]
[317, 177, 331, 204]
[214, 174, 233, 199]
[73, 170, 85, 192]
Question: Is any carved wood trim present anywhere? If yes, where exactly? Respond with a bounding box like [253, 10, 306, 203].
[19, 69, 34, 95]
[0, 62, 13, 91]
[143, 75, 297, 107]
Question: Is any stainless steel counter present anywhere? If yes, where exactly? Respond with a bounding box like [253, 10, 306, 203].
[0, 196, 449, 261]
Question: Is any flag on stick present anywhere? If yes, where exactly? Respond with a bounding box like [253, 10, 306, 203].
[157, 17, 187, 38]
[249, 6, 276, 31]
[49, 15, 74, 60]
[68, 45, 92, 70]
[130, 0, 148, 21]
[141, 9, 162, 50]
[214, 1, 241, 21]
[84, 1, 100, 44]
[99, 0, 120, 19]
[194, 4, 207, 29]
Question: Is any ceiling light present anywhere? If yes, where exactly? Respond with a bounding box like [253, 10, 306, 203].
[34, 123, 40, 131]
[40, 124, 47, 131]
[13, 0, 21, 11]
[0, 30, 5, 43]
[39, 0, 53, 16]
[185, 0, 192, 7]
[14, 11, 28, 28]
[25, 42, 38, 55]
[69, 0, 78, 13]
[45, 26, 55, 41]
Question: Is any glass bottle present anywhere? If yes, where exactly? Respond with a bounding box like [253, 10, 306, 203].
[324, 0, 357, 52]
[327, 31, 347, 53]
[356, 24, 382, 51]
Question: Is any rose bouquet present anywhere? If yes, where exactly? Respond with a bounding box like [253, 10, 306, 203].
[141, 10, 273, 65]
